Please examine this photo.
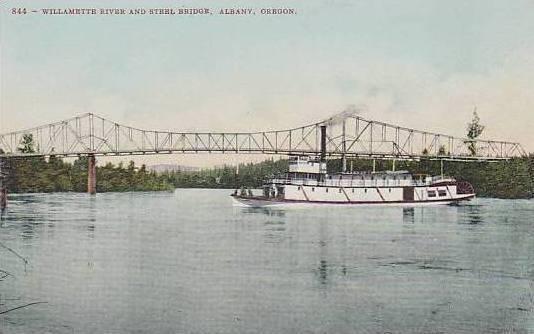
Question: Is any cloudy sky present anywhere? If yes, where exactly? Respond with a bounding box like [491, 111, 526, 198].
[1, 0, 533, 166]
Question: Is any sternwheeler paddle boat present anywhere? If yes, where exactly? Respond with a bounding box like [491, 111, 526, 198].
[231, 127, 475, 207]
[232, 155, 475, 207]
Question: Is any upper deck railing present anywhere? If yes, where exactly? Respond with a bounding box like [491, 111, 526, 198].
[269, 174, 452, 188]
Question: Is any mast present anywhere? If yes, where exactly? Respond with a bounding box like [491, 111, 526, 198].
[341, 119, 347, 173]
[319, 125, 327, 182]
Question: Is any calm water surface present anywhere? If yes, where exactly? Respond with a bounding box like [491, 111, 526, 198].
[0, 189, 533, 333]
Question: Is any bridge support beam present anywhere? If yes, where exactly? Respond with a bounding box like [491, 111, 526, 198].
[88, 154, 96, 194]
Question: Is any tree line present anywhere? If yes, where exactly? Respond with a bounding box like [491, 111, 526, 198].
[328, 157, 534, 199]
[160, 159, 289, 189]
[2, 144, 532, 198]
[3, 156, 173, 193]
[161, 156, 533, 199]
[1, 134, 172, 193]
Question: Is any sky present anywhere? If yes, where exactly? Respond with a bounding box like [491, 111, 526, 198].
[1, 0, 533, 167]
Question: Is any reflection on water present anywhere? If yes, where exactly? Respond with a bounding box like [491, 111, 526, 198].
[240, 206, 286, 217]
[86, 197, 96, 238]
[317, 259, 328, 286]
[262, 220, 286, 244]
[460, 204, 485, 225]
[314, 220, 330, 288]
[402, 207, 415, 224]
[0, 191, 533, 333]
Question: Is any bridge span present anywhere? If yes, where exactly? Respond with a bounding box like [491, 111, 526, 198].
[0, 112, 526, 160]
[0, 112, 527, 195]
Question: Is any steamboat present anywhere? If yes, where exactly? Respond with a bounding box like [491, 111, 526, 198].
[231, 126, 475, 207]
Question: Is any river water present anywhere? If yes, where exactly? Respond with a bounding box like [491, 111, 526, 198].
[0, 189, 533, 333]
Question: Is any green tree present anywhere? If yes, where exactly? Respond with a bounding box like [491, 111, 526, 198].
[18, 134, 36, 153]
[466, 111, 485, 156]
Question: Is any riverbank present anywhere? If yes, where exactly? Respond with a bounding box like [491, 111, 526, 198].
[3, 157, 173, 193]
[3, 156, 532, 198]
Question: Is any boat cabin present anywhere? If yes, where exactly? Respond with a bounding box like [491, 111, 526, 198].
[288, 155, 327, 175]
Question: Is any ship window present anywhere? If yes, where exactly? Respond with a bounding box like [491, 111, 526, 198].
[339, 189, 342, 193]
[364, 188, 367, 193]
[312, 187, 315, 192]
[297, 186, 301, 190]
[438, 190, 447, 196]
[352, 188, 354, 193]
[326, 188, 329, 193]
[389, 188, 391, 193]
[428, 190, 436, 197]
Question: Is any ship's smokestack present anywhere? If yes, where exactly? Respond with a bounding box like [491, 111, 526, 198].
[320, 125, 327, 162]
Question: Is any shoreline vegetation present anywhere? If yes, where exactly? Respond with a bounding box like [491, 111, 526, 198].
[3, 156, 533, 199]
[4, 157, 173, 193]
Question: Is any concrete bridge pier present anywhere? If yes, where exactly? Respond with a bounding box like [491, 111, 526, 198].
[88, 154, 96, 194]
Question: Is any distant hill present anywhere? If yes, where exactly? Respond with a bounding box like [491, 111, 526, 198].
[148, 164, 200, 173]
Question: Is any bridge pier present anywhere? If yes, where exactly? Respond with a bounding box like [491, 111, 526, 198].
[0, 186, 6, 211]
[88, 154, 96, 194]
[0, 158, 7, 210]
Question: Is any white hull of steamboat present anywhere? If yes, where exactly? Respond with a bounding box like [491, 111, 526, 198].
[231, 192, 475, 208]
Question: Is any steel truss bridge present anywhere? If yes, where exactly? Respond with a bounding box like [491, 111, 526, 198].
[0, 112, 526, 161]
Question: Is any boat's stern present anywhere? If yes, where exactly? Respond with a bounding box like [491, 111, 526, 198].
[231, 194, 279, 207]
